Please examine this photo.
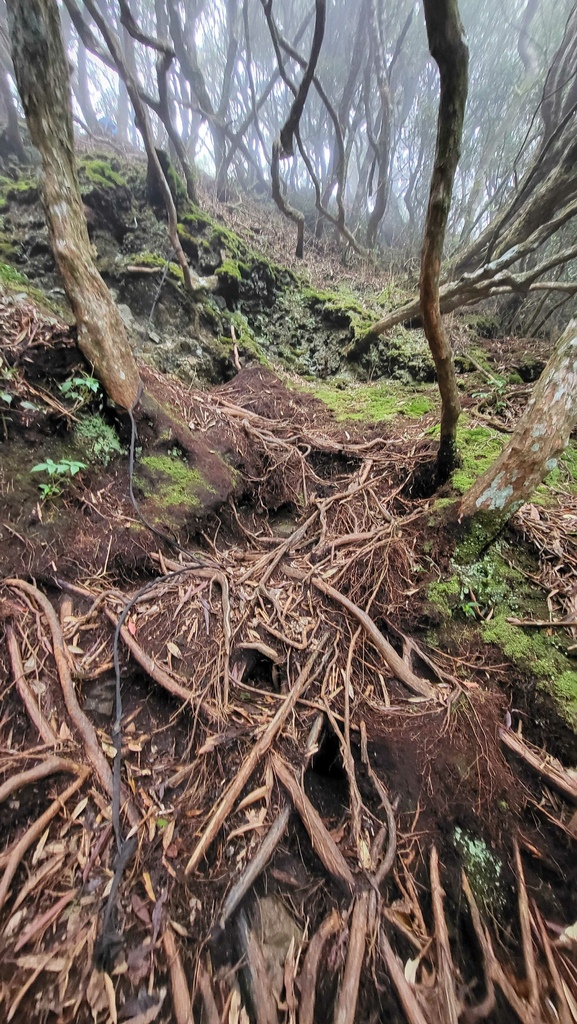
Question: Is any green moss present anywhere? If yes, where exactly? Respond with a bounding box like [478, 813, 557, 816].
[222, 311, 268, 365]
[2, 177, 38, 203]
[136, 455, 214, 509]
[79, 158, 127, 189]
[449, 426, 505, 494]
[74, 414, 123, 466]
[126, 251, 184, 283]
[428, 576, 460, 616]
[0, 262, 27, 287]
[0, 239, 16, 257]
[430, 544, 577, 727]
[216, 258, 243, 282]
[302, 286, 373, 342]
[311, 380, 435, 422]
[165, 161, 187, 210]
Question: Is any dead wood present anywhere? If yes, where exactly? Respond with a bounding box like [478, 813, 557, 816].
[0, 756, 80, 804]
[6, 579, 140, 829]
[5, 624, 58, 745]
[430, 844, 460, 1024]
[185, 643, 327, 875]
[197, 962, 220, 1024]
[333, 892, 371, 1024]
[162, 925, 194, 1024]
[461, 872, 496, 1022]
[0, 765, 89, 914]
[271, 751, 355, 890]
[236, 909, 279, 1024]
[219, 714, 324, 926]
[499, 727, 577, 802]
[311, 576, 435, 698]
[103, 605, 220, 723]
[360, 719, 397, 883]
[532, 902, 573, 1024]
[298, 908, 342, 1024]
[379, 927, 430, 1024]
[513, 841, 539, 1011]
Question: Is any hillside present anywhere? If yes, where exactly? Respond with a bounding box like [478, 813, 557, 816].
[0, 152, 576, 1024]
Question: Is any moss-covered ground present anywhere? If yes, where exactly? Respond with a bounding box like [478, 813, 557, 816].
[428, 538, 577, 729]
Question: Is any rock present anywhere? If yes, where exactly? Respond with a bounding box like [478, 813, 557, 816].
[251, 895, 303, 1000]
[117, 303, 138, 331]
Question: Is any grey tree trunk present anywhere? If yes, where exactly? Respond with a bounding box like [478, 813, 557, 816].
[5, 0, 141, 410]
[459, 317, 577, 530]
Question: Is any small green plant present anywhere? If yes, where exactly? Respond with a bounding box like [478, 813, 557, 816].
[31, 457, 87, 500]
[74, 414, 123, 466]
[59, 372, 101, 404]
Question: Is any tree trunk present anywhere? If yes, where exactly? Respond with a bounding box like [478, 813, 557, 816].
[6, 0, 140, 410]
[420, 0, 469, 479]
[459, 317, 577, 532]
[0, 64, 27, 162]
[75, 37, 99, 133]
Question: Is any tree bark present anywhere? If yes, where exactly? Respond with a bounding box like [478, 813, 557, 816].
[5, 0, 140, 410]
[420, 0, 469, 479]
[459, 317, 577, 529]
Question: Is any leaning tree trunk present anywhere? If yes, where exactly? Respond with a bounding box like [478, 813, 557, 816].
[459, 317, 577, 535]
[420, 0, 469, 480]
[5, 0, 140, 410]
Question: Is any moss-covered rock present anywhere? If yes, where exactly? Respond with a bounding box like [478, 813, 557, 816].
[430, 543, 577, 729]
[79, 158, 127, 189]
[134, 454, 216, 522]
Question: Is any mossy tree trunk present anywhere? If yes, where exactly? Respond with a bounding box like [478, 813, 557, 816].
[459, 317, 577, 534]
[5, 0, 141, 410]
[420, 0, 469, 480]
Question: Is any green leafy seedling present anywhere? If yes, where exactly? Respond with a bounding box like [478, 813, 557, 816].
[31, 457, 87, 477]
[38, 481, 63, 500]
[59, 373, 101, 404]
[31, 457, 87, 500]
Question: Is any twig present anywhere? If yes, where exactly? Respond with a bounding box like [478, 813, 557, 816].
[298, 909, 341, 1024]
[359, 720, 397, 884]
[532, 901, 572, 1024]
[333, 892, 370, 1024]
[5, 624, 58, 745]
[379, 927, 430, 1024]
[218, 715, 324, 926]
[0, 766, 89, 914]
[514, 840, 539, 1011]
[103, 605, 219, 723]
[6, 579, 139, 828]
[162, 925, 194, 1024]
[196, 961, 220, 1024]
[499, 727, 577, 802]
[236, 909, 278, 1024]
[461, 871, 496, 1022]
[323, 700, 365, 867]
[185, 642, 327, 875]
[271, 752, 355, 890]
[311, 577, 435, 699]
[430, 845, 460, 1024]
